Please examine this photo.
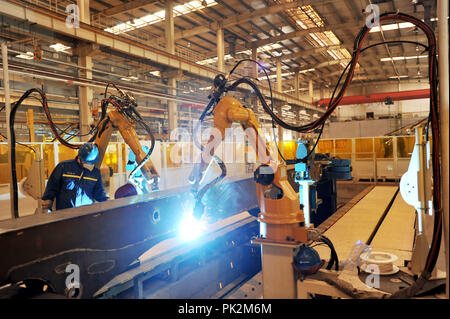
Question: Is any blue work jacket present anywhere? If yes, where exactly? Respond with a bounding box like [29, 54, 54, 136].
[42, 158, 109, 210]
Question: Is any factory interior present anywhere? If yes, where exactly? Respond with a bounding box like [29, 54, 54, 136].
[0, 0, 448, 302]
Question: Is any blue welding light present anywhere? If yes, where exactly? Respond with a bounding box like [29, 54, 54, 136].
[178, 199, 206, 242]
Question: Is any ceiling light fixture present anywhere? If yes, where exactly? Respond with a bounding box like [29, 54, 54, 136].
[50, 43, 71, 52]
[15, 52, 34, 60]
[380, 55, 428, 62]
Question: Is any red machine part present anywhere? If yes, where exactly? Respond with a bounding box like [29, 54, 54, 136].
[315, 89, 430, 107]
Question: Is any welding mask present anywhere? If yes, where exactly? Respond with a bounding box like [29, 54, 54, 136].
[78, 143, 99, 165]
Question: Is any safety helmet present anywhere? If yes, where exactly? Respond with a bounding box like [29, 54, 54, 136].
[78, 142, 99, 165]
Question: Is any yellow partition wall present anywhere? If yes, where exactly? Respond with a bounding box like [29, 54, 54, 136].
[58, 144, 78, 163]
[166, 142, 183, 168]
[397, 136, 415, 158]
[281, 141, 297, 160]
[0, 145, 8, 183]
[103, 143, 119, 173]
[0, 144, 39, 183]
[42, 144, 55, 179]
[355, 138, 374, 159]
[333, 139, 352, 159]
[374, 137, 394, 158]
[317, 140, 334, 154]
[122, 143, 127, 173]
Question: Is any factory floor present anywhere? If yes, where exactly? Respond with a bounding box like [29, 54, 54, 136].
[225, 183, 446, 299]
[1, 180, 445, 299]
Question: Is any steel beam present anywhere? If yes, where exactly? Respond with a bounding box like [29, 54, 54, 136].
[0, 0, 318, 111]
[0, 176, 258, 298]
[174, 0, 304, 41]
[249, 22, 355, 49]
[95, 0, 158, 17]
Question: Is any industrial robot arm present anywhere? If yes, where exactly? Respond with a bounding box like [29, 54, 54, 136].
[189, 77, 308, 243]
[92, 89, 160, 192]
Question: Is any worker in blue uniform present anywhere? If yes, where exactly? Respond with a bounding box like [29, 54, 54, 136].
[41, 142, 109, 212]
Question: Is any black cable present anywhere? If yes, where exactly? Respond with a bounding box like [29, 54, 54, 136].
[227, 58, 286, 163]
[309, 235, 339, 271]
[8, 89, 44, 218]
[360, 40, 429, 53]
[320, 235, 339, 271]
[366, 187, 400, 246]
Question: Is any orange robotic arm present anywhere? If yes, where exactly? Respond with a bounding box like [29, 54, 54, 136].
[190, 96, 308, 243]
[93, 109, 160, 191]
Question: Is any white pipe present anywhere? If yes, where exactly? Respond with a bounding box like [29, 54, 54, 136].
[437, 0, 449, 299]
[0, 67, 206, 105]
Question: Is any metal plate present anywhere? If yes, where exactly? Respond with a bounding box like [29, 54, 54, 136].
[0, 176, 258, 298]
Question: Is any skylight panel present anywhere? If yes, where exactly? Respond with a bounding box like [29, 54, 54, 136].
[105, 0, 218, 35]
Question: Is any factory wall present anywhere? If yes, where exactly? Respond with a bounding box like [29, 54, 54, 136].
[335, 98, 428, 119]
[322, 117, 422, 139]
[308, 80, 430, 139]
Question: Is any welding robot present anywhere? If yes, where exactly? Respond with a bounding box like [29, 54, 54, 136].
[91, 86, 160, 197]
[187, 73, 349, 298]
[19, 84, 160, 213]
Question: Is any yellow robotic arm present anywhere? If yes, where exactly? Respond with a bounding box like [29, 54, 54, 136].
[92, 96, 160, 192]
[190, 95, 308, 243]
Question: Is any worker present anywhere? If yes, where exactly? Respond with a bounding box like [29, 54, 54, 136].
[41, 142, 108, 212]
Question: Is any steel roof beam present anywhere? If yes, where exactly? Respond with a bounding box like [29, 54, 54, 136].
[173, 0, 304, 40]
[95, 0, 159, 17]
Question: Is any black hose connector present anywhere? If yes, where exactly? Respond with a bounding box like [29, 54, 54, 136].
[254, 165, 275, 186]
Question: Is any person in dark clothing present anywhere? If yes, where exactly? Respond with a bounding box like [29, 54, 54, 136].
[41, 142, 109, 212]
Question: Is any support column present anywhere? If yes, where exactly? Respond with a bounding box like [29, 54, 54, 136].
[217, 25, 225, 73]
[251, 47, 258, 112]
[308, 79, 313, 102]
[26, 109, 35, 142]
[77, 0, 90, 24]
[168, 77, 178, 136]
[165, 0, 175, 55]
[437, 0, 449, 298]
[166, 0, 178, 136]
[276, 59, 282, 92]
[294, 71, 299, 99]
[296, 108, 301, 140]
[79, 55, 93, 141]
[320, 85, 325, 100]
[2, 41, 18, 219]
[277, 104, 283, 142]
[251, 47, 258, 79]
[77, 0, 92, 142]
